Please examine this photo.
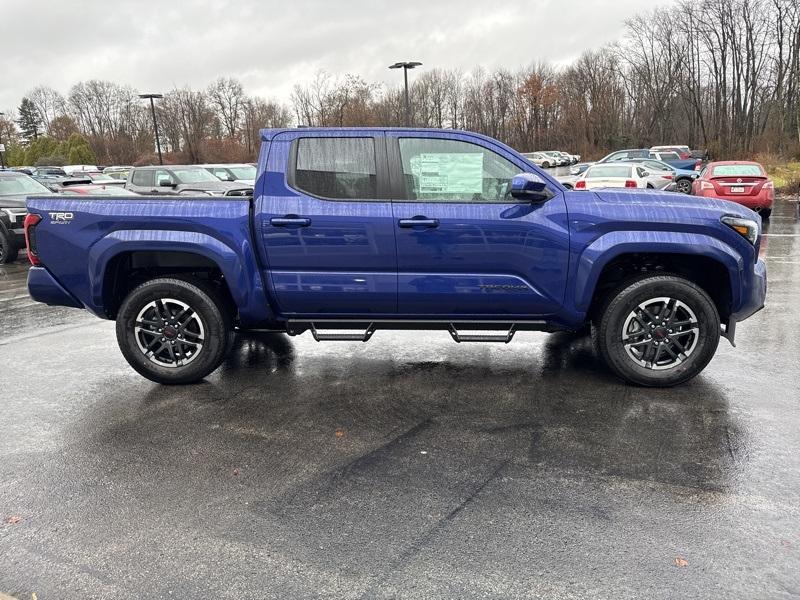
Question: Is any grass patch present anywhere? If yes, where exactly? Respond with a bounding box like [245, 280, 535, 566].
[756, 154, 800, 194]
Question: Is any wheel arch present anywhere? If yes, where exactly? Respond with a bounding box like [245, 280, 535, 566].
[88, 230, 273, 324]
[573, 233, 743, 323]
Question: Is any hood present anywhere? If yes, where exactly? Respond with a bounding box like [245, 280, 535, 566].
[590, 189, 758, 219]
[175, 180, 251, 194]
[1, 192, 53, 209]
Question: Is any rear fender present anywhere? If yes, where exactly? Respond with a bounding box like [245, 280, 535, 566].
[88, 229, 273, 324]
[571, 231, 743, 314]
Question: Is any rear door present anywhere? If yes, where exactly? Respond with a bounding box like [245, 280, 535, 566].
[387, 132, 570, 317]
[127, 169, 155, 194]
[255, 132, 397, 316]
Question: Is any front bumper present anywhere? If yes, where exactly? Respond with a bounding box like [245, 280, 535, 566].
[725, 258, 767, 344]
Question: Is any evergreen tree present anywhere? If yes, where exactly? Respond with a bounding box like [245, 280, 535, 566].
[16, 98, 42, 141]
[65, 133, 96, 164]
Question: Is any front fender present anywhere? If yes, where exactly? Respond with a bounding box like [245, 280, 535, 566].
[570, 231, 744, 315]
[88, 229, 273, 325]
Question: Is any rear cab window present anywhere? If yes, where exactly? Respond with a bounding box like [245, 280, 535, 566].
[291, 137, 377, 199]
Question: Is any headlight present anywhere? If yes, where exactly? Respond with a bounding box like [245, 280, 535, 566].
[721, 215, 759, 245]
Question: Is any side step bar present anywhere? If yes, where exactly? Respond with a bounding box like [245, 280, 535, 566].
[288, 320, 552, 343]
[309, 322, 376, 342]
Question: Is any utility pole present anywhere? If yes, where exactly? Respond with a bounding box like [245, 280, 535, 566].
[389, 62, 422, 126]
[138, 93, 164, 165]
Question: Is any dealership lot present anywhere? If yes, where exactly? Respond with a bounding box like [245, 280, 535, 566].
[0, 199, 798, 599]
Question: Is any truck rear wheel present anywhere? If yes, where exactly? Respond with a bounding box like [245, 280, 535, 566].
[592, 275, 720, 387]
[116, 277, 232, 384]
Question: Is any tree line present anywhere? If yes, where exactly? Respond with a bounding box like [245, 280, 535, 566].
[1, 0, 798, 167]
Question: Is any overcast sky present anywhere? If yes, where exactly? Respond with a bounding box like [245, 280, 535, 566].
[1, 0, 667, 113]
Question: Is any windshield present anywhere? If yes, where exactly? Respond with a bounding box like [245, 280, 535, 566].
[586, 165, 632, 178]
[228, 166, 256, 180]
[0, 175, 51, 196]
[711, 164, 765, 177]
[171, 168, 220, 184]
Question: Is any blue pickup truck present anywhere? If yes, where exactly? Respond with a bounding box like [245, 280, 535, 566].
[23, 128, 766, 387]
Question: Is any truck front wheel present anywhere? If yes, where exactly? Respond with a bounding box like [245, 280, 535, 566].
[592, 275, 720, 387]
[116, 277, 233, 384]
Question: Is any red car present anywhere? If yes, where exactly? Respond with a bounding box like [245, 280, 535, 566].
[692, 161, 774, 219]
[59, 185, 139, 196]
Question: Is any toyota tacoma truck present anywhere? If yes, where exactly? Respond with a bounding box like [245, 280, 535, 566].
[23, 128, 766, 387]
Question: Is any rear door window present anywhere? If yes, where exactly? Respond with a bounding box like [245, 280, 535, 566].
[292, 137, 377, 199]
[131, 170, 154, 186]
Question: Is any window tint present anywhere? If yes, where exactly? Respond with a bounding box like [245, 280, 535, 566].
[711, 164, 764, 177]
[155, 170, 174, 185]
[397, 138, 521, 202]
[131, 170, 153, 186]
[294, 137, 377, 199]
[636, 167, 648, 177]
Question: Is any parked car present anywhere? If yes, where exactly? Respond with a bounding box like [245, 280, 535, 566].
[522, 152, 555, 168]
[24, 127, 766, 387]
[59, 185, 140, 196]
[557, 151, 580, 164]
[574, 163, 652, 190]
[691, 161, 774, 219]
[30, 166, 68, 179]
[77, 172, 126, 186]
[626, 158, 700, 194]
[103, 166, 133, 180]
[63, 165, 100, 175]
[572, 149, 700, 176]
[201, 163, 257, 186]
[125, 165, 253, 196]
[650, 145, 691, 159]
[540, 151, 570, 166]
[0, 171, 52, 263]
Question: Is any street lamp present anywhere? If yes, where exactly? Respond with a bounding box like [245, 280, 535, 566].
[0, 111, 6, 169]
[138, 93, 164, 165]
[389, 61, 422, 126]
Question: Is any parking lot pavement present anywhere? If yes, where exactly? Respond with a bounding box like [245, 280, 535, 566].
[1, 201, 799, 600]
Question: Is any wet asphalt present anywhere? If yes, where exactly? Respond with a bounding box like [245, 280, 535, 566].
[1, 198, 799, 600]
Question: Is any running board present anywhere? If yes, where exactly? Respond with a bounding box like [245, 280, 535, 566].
[448, 324, 516, 343]
[287, 319, 552, 343]
[309, 322, 376, 342]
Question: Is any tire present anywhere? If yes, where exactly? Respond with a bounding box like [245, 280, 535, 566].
[592, 274, 720, 387]
[116, 277, 233, 384]
[0, 229, 19, 264]
[675, 178, 693, 194]
[759, 208, 772, 220]
[542, 162, 550, 169]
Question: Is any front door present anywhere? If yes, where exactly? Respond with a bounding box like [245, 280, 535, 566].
[388, 133, 570, 317]
[256, 132, 397, 316]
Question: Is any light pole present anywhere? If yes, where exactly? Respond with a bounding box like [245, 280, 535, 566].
[389, 61, 422, 126]
[0, 111, 6, 169]
[138, 93, 164, 165]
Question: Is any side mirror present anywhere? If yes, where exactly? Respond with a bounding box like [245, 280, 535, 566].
[510, 173, 553, 203]
[159, 179, 175, 187]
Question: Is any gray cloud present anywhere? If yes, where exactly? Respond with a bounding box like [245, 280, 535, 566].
[0, 0, 666, 112]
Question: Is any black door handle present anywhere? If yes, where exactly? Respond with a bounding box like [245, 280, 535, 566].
[270, 217, 312, 227]
[398, 217, 439, 228]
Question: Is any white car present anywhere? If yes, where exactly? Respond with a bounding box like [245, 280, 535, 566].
[573, 163, 653, 190]
[650, 145, 690, 155]
[63, 164, 99, 175]
[521, 152, 556, 168]
[201, 164, 257, 186]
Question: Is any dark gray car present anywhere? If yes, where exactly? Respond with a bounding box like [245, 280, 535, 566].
[125, 166, 252, 196]
[0, 171, 53, 263]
